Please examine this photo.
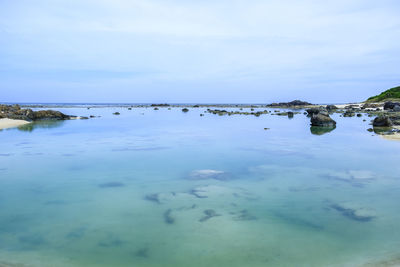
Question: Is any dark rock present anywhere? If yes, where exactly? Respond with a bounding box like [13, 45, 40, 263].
[182, 108, 189, 113]
[0, 105, 72, 121]
[326, 105, 338, 111]
[113, 112, 120, 115]
[384, 101, 400, 110]
[310, 113, 336, 127]
[357, 113, 362, 117]
[306, 107, 325, 116]
[373, 116, 393, 127]
[153, 107, 159, 110]
[343, 110, 355, 117]
[151, 104, 170, 107]
[267, 100, 312, 107]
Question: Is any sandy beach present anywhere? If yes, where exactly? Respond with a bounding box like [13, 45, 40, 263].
[0, 118, 30, 130]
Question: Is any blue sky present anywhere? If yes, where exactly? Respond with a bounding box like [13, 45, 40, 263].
[1, 0, 400, 103]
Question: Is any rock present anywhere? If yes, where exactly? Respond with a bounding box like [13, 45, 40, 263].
[287, 111, 294, 118]
[267, 100, 312, 107]
[306, 108, 320, 116]
[310, 113, 336, 127]
[394, 105, 400, 112]
[182, 108, 189, 113]
[331, 202, 376, 221]
[384, 101, 400, 110]
[326, 105, 338, 111]
[373, 116, 393, 127]
[153, 107, 159, 110]
[151, 104, 170, 107]
[357, 113, 362, 117]
[187, 169, 230, 181]
[163, 209, 174, 224]
[343, 110, 355, 117]
[0, 105, 72, 121]
[199, 209, 221, 222]
[113, 112, 120, 115]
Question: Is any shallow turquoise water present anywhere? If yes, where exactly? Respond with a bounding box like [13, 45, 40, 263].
[1, 106, 400, 266]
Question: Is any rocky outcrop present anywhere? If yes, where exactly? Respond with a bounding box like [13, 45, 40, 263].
[267, 100, 312, 107]
[306, 107, 326, 116]
[373, 116, 393, 127]
[310, 113, 336, 127]
[0, 104, 73, 121]
[326, 105, 338, 111]
[384, 101, 400, 111]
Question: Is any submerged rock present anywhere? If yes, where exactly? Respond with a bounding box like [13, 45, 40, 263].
[331, 202, 376, 221]
[98, 182, 125, 188]
[187, 169, 230, 181]
[231, 209, 257, 221]
[163, 209, 175, 224]
[310, 113, 336, 127]
[199, 209, 221, 222]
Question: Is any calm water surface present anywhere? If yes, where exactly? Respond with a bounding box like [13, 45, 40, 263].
[1, 106, 400, 266]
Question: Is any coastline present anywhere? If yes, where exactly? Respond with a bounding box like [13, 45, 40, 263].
[381, 126, 400, 141]
[0, 118, 30, 130]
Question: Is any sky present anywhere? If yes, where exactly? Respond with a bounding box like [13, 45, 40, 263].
[1, 0, 400, 104]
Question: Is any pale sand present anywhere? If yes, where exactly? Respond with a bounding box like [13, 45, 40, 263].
[0, 118, 30, 130]
[381, 126, 400, 141]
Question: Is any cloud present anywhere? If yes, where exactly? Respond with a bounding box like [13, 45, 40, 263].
[1, 0, 400, 102]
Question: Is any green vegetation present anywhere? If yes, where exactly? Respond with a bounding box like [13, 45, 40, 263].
[367, 86, 400, 102]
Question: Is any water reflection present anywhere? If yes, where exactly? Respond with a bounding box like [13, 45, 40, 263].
[17, 120, 65, 132]
[310, 126, 336, 135]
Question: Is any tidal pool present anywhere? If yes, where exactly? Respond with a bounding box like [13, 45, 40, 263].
[0, 106, 400, 266]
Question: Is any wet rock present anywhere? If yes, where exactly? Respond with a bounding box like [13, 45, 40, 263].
[331, 202, 376, 221]
[113, 112, 120, 115]
[199, 209, 221, 222]
[306, 107, 326, 116]
[326, 105, 338, 111]
[310, 113, 336, 127]
[357, 113, 362, 117]
[373, 116, 393, 127]
[343, 110, 355, 117]
[0, 105, 73, 121]
[182, 108, 189, 112]
[384, 101, 400, 110]
[153, 107, 159, 110]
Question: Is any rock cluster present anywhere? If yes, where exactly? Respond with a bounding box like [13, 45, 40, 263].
[267, 100, 312, 107]
[0, 104, 72, 121]
[383, 101, 400, 111]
